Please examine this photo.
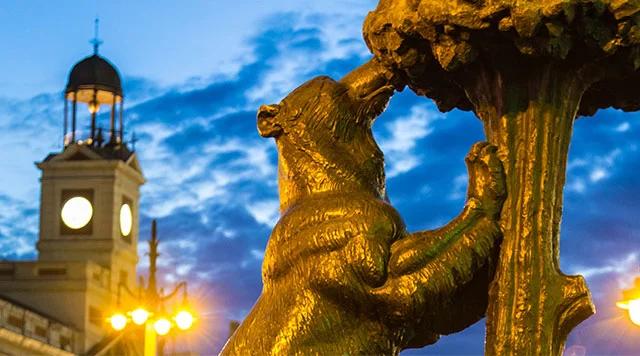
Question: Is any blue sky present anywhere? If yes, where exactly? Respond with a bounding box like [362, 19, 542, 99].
[1, 1, 639, 355]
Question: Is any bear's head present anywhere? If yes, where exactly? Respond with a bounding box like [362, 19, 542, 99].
[257, 61, 395, 211]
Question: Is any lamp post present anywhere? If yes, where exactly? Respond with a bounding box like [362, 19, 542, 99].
[108, 219, 196, 356]
[617, 277, 640, 327]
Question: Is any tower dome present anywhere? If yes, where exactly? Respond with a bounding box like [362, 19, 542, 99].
[65, 54, 122, 103]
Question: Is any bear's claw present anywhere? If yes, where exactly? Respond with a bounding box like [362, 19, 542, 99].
[465, 142, 506, 218]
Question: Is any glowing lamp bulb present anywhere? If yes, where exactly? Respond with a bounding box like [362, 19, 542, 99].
[154, 318, 172, 336]
[130, 308, 150, 325]
[174, 310, 194, 330]
[629, 299, 640, 326]
[88, 101, 100, 114]
[110, 313, 128, 331]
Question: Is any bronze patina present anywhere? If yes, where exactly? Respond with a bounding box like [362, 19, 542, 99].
[220, 58, 506, 354]
[365, 0, 640, 354]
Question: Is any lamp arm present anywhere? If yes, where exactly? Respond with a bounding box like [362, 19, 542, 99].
[160, 281, 188, 302]
[118, 282, 139, 299]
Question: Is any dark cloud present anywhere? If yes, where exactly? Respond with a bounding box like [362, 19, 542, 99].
[0, 194, 38, 260]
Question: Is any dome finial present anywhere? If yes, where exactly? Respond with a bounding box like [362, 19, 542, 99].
[90, 17, 103, 55]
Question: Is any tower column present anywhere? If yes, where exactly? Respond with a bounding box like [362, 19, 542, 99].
[110, 96, 116, 143]
[119, 100, 124, 143]
[90, 89, 97, 144]
[71, 92, 77, 143]
[63, 96, 68, 147]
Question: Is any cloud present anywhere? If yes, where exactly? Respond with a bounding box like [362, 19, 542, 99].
[567, 148, 622, 193]
[570, 253, 638, 280]
[0, 194, 38, 260]
[0, 93, 62, 202]
[448, 174, 469, 201]
[245, 13, 369, 105]
[245, 200, 280, 227]
[615, 121, 630, 133]
[377, 105, 439, 178]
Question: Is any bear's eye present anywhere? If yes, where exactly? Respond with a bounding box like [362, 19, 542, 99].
[258, 103, 281, 119]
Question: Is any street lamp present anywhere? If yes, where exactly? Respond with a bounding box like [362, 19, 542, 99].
[108, 219, 197, 355]
[617, 277, 640, 326]
[153, 317, 172, 336]
[109, 313, 128, 331]
[131, 307, 151, 326]
[175, 310, 195, 331]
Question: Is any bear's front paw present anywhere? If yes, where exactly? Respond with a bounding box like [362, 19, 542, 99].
[465, 142, 506, 218]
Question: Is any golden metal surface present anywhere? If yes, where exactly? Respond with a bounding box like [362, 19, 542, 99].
[220, 58, 506, 355]
[363, 0, 640, 354]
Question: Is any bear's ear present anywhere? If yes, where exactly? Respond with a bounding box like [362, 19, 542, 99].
[257, 104, 283, 138]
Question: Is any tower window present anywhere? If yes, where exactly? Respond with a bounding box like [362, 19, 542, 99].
[34, 325, 48, 339]
[119, 270, 128, 286]
[60, 336, 72, 351]
[38, 268, 67, 276]
[89, 306, 103, 326]
[7, 314, 24, 330]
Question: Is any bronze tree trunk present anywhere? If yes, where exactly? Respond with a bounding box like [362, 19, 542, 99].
[465, 63, 595, 355]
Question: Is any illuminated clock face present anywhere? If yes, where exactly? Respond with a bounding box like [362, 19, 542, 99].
[120, 203, 133, 237]
[61, 196, 93, 229]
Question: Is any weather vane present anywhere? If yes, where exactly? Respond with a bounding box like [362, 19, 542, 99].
[90, 17, 103, 54]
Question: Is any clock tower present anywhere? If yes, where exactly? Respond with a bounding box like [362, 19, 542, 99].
[0, 34, 146, 355]
[36, 52, 144, 290]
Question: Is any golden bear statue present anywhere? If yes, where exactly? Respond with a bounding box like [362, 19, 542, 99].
[220, 59, 506, 355]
